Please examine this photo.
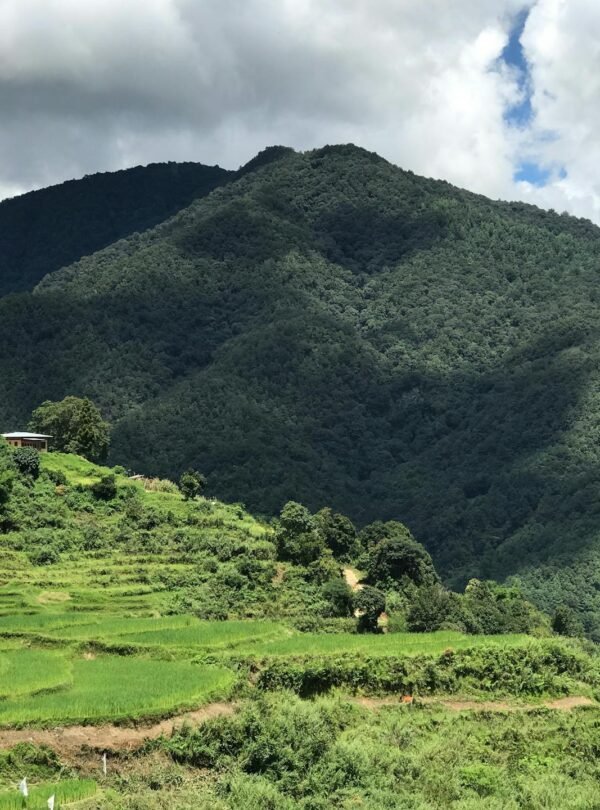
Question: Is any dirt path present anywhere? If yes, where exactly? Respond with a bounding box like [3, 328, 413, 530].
[343, 568, 363, 591]
[352, 695, 597, 713]
[0, 694, 594, 759]
[0, 702, 235, 756]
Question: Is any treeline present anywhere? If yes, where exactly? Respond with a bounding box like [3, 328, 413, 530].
[272, 500, 554, 637]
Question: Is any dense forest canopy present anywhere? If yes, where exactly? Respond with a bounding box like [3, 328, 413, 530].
[0, 161, 231, 296]
[2, 145, 600, 635]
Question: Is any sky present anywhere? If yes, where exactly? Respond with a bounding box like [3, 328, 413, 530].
[1, 0, 600, 223]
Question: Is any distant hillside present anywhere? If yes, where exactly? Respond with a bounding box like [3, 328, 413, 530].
[0, 161, 231, 295]
[2, 144, 600, 634]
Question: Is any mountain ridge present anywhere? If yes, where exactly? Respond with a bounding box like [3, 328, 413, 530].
[2, 143, 600, 634]
[0, 160, 233, 296]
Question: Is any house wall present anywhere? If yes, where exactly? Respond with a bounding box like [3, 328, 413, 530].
[5, 438, 48, 452]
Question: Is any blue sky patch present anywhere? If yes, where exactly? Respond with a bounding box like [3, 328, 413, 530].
[501, 8, 533, 127]
[514, 162, 567, 186]
[514, 161, 551, 185]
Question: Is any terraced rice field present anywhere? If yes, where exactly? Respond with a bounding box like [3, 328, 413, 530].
[228, 630, 532, 658]
[0, 649, 72, 698]
[0, 655, 235, 727]
[0, 779, 97, 808]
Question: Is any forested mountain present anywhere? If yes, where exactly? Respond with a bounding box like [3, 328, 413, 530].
[2, 144, 600, 635]
[0, 161, 231, 295]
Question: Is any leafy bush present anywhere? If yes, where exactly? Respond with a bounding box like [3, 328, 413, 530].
[275, 502, 325, 566]
[90, 474, 117, 501]
[255, 642, 596, 698]
[29, 546, 61, 565]
[29, 396, 110, 462]
[366, 525, 439, 590]
[321, 578, 354, 618]
[179, 470, 207, 501]
[353, 586, 386, 633]
[552, 605, 584, 638]
[12, 447, 41, 479]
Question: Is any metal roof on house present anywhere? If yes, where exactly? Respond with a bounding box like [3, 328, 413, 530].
[2, 432, 52, 439]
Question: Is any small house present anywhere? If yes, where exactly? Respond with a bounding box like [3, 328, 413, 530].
[2, 432, 52, 452]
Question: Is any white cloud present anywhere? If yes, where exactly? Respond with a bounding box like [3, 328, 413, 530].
[0, 0, 599, 225]
[518, 0, 600, 222]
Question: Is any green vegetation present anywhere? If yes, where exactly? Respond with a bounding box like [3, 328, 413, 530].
[253, 640, 598, 698]
[30, 397, 110, 462]
[0, 161, 231, 296]
[179, 470, 207, 501]
[156, 693, 600, 809]
[0, 650, 72, 699]
[0, 445, 596, 807]
[0, 656, 234, 727]
[0, 442, 542, 637]
[0, 779, 97, 809]
[1, 145, 600, 633]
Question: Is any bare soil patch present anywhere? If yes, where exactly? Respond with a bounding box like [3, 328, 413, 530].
[0, 702, 236, 757]
[353, 695, 597, 713]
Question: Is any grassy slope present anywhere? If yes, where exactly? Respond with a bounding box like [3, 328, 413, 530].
[0, 452, 269, 617]
[155, 694, 600, 810]
[0, 453, 594, 729]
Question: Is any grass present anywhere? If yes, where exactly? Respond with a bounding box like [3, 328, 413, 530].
[114, 620, 290, 650]
[0, 656, 235, 727]
[231, 630, 532, 658]
[40, 453, 268, 537]
[0, 613, 290, 651]
[0, 650, 72, 698]
[2, 615, 510, 661]
[0, 613, 100, 635]
[23, 614, 198, 641]
[0, 779, 96, 808]
[0, 451, 272, 621]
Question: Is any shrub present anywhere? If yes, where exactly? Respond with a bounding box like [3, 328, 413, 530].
[142, 477, 179, 493]
[314, 507, 358, 559]
[552, 605, 584, 638]
[366, 531, 439, 590]
[29, 546, 61, 565]
[353, 586, 386, 633]
[29, 396, 110, 461]
[276, 501, 325, 566]
[45, 468, 67, 486]
[321, 578, 354, 617]
[90, 474, 117, 501]
[13, 447, 41, 479]
[0, 469, 14, 510]
[179, 470, 207, 501]
[407, 585, 451, 632]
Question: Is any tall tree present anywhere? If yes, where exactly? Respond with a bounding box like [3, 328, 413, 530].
[29, 396, 110, 461]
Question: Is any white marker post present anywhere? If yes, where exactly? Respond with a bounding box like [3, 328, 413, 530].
[48, 795, 55, 810]
[102, 752, 107, 775]
[18, 778, 28, 797]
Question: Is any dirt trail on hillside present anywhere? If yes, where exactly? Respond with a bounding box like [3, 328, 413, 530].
[0, 695, 595, 758]
[353, 695, 597, 712]
[0, 702, 235, 756]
